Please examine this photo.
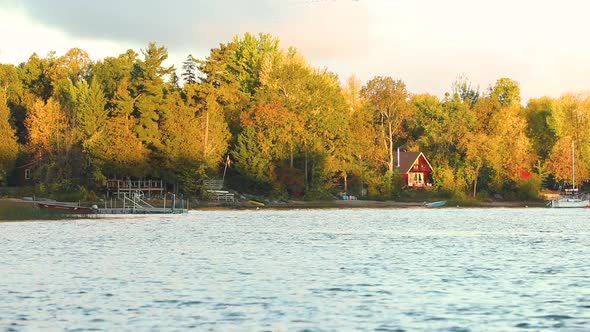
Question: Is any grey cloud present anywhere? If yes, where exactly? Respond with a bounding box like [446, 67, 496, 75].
[3, 0, 291, 51]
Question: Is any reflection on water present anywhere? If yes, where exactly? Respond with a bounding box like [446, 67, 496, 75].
[1, 208, 589, 331]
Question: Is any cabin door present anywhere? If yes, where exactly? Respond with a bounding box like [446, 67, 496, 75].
[409, 172, 424, 187]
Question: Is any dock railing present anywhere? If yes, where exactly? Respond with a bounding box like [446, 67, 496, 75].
[106, 179, 165, 197]
[96, 192, 188, 214]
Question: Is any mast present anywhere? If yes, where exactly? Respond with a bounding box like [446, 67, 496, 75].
[572, 140, 576, 194]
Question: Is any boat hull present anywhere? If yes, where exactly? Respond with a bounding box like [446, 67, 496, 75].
[36, 202, 95, 214]
[248, 200, 265, 207]
[549, 198, 590, 208]
[424, 200, 447, 208]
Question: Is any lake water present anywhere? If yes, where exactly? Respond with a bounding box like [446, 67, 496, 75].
[1, 208, 589, 331]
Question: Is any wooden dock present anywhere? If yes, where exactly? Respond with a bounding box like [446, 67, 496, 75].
[95, 208, 188, 214]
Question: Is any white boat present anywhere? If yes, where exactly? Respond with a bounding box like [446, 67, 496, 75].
[550, 141, 589, 208]
[549, 197, 589, 208]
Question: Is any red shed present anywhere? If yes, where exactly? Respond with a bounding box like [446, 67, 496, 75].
[397, 152, 433, 188]
[12, 158, 43, 186]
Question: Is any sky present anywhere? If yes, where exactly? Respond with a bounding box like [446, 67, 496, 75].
[2, 0, 590, 102]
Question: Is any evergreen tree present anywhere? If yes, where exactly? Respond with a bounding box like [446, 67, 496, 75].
[181, 54, 197, 85]
[70, 79, 108, 138]
[131, 42, 174, 148]
[84, 115, 150, 178]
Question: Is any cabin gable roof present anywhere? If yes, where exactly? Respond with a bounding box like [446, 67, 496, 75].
[397, 152, 433, 174]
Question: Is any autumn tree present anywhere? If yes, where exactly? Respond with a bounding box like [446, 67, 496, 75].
[25, 98, 67, 157]
[158, 92, 204, 191]
[547, 93, 590, 184]
[491, 77, 521, 107]
[0, 63, 29, 142]
[111, 80, 135, 117]
[48, 48, 92, 105]
[525, 97, 558, 161]
[487, 103, 534, 190]
[18, 53, 54, 101]
[0, 64, 23, 105]
[196, 33, 281, 137]
[411, 93, 475, 194]
[84, 115, 150, 178]
[91, 50, 136, 101]
[0, 91, 19, 184]
[459, 78, 533, 196]
[255, 50, 349, 194]
[336, 75, 373, 193]
[362, 76, 413, 173]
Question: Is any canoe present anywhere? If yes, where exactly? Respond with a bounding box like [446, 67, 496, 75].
[424, 200, 447, 208]
[248, 200, 266, 207]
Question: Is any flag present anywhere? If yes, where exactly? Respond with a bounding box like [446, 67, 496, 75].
[519, 170, 532, 179]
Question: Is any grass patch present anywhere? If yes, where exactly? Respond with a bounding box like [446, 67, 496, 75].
[0, 200, 74, 221]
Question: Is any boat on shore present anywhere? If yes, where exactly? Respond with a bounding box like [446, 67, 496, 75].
[424, 200, 447, 208]
[248, 199, 266, 207]
[549, 197, 590, 208]
[35, 202, 96, 214]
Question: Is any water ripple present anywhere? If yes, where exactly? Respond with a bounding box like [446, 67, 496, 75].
[1, 208, 589, 330]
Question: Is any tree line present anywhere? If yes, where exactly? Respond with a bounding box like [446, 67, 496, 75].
[0, 33, 588, 200]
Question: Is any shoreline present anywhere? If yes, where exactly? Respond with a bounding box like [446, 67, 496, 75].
[0, 198, 549, 221]
[192, 198, 547, 210]
[0, 197, 547, 209]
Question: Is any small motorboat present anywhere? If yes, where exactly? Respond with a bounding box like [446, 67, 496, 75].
[35, 202, 96, 214]
[424, 200, 447, 208]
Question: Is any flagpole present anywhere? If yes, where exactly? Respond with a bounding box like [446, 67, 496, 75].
[222, 154, 229, 182]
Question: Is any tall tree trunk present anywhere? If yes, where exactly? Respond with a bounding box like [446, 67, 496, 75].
[360, 163, 364, 196]
[344, 173, 348, 192]
[304, 151, 308, 190]
[388, 121, 394, 172]
[472, 167, 479, 198]
[311, 157, 315, 186]
[204, 110, 209, 155]
[380, 114, 388, 167]
[290, 144, 294, 168]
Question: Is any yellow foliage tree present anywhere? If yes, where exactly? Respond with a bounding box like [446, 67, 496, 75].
[25, 97, 67, 156]
[547, 93, 590, 183]
[0, 91, 19, 184]
[487, 103, 534, 188]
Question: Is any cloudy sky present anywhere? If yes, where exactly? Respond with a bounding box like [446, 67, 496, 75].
[1, 0, 590, 102]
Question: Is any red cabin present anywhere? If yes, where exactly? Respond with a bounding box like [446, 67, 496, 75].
[397, 152, 433, 188]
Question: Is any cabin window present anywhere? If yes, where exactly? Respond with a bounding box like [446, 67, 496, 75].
[409, 172, 424, 186]
[24, 169, 31, 180]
